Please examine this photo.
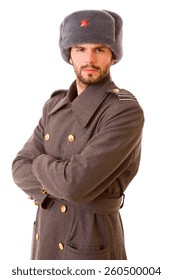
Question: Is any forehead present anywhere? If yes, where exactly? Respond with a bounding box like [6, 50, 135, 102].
[71, 44, 111, 50]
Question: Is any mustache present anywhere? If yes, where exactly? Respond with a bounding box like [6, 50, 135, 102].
[80, 64, 100, 71]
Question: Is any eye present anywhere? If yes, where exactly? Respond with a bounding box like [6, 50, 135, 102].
[76, 47, 85, 52]
[95, 48, 105, 53]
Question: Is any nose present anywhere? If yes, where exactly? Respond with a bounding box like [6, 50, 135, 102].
[85, 49, 96, 64]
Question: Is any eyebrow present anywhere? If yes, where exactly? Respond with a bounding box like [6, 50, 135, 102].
[73, 45, 108, 49]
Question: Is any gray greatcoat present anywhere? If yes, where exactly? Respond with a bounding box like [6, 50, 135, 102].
[12, 75, 144, 260]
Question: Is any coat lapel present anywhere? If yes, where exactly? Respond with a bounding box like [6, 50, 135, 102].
[48, 75, 116, 127]
[72, 75, 116, 127]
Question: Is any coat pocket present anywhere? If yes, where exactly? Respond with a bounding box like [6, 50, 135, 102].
[65, 244, 109, 260]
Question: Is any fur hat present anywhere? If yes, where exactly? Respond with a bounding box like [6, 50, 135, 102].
[59, 9, 123, 64]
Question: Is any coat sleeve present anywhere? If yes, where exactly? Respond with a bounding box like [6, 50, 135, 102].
[31, 101, 144, 204]
[12, 115, 49, 207]
[12, 94, 59, 207]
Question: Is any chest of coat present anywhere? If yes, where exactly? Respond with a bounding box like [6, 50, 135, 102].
[43, 105, 100, 160]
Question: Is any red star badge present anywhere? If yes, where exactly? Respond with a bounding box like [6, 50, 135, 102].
[80, 19, 89, 28]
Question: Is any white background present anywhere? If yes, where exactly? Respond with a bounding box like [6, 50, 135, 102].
[0, 0, 173, 278]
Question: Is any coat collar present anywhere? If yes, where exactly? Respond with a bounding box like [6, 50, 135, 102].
[49, 74, 116, 127]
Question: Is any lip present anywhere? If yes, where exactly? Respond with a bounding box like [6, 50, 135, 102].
[83, 68, 97, 73]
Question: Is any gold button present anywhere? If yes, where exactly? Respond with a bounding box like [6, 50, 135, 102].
[60, 205, 67, 213]
[41, 189, 48, 195]
[35, 233, 39, 241]
[34, 200, 39, 206]
[58, 242, 64, 251]
[45, 133, 50, 141]
[113, 88, 120, 93]
[68, 134, 75, 142]
[40, 187, 48, 195]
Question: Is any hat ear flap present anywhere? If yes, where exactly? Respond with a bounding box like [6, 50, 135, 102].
[59, 22, 71, 63]
[104, 10, 123, 63]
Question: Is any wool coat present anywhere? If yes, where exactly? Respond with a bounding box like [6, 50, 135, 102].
[12, 74, 144, 260]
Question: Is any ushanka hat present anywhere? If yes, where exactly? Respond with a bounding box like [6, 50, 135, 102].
[59, 9, 123, 64]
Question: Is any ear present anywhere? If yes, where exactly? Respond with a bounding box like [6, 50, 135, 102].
[111, 53, 116, 65]
[69, 57, 73, 64]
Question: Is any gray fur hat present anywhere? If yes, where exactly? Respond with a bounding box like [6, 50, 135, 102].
[59, 10, 123, 64]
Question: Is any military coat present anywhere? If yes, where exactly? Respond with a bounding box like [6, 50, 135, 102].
[12, 75, 144, 260]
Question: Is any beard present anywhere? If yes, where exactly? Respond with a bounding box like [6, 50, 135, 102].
[72, 62, 111, 86]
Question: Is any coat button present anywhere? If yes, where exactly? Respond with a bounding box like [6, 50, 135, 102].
[58, 242, 64, 251]
[35, 233, 39, 241]
[41, 189, 48, 195]
[113, 88, 120, 93]
[34, 200, 39, 206]
[68, 134, 75, 142]
[60, 205, 67, 213]
[40, 186, 48, 195]
[45, 133, 50, 141]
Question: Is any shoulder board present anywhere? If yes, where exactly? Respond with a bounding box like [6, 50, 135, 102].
[112, 88, 137, 102]
[51, 89, 67, 98]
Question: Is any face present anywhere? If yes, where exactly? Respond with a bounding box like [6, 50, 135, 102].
[70, 44, 115, 86]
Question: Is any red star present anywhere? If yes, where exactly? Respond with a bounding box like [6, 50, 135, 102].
[80, 19, 89, 28]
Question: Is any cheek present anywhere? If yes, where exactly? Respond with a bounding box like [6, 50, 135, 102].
[71, 58, 86, 72]
[71, 51, 87, 65]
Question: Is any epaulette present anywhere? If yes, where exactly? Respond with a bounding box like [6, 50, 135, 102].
[112, 88, 137, 102]
[51, 89, 67, 98]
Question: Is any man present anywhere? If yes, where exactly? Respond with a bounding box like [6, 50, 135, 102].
[12, 10, 144, 260]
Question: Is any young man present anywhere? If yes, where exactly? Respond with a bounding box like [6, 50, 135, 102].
[12, 10, 144, 260]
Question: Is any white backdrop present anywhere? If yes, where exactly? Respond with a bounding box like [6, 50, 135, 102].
[0, 0, 172, 278]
